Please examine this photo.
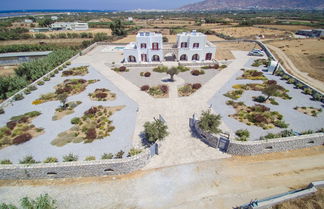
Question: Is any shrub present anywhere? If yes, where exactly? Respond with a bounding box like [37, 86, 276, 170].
[66, 61, 71, 65]
[71, 117, 81, 125]
[24, 89, 31, 95]
[254, 95, 266, 103]
[6, 121, 17, 129]
[192, 83, 202, 90]
[312, 93, 323, 101]
[274, 120, 289, 128]
[13, 133, 32, 144]
[85, 156, 96, 161]
[54, 69, 59, 74]
[269, 98, 279, 105]
[266, 80, 277, 85]
[13, 93, 24, 101]
[58, 67, 63, 71]
[282, 75, 289, 80]
[144, 119, 169, 143]
[50, 72, 55, 77]
[287, 78, 295, 84]
[101, 153, 113, 160]
[140, 85, 149, 91]
[0, 108, 4, 114]
[295, 83, 304, 89]
[140, 72, 144, 76]
[114, 150, 124, 159]
[86, 128, 97, 140]
[119, 66, 127, 72]
[235, 129, 250, 138]
[95, 92, 107, 99]
[220, 64, 227, 69]
[28, 85, 37, 91]
[43, 77, 50, 81]
[160, 85, 168, 94]
[153, 65, 168, 73]
[303, 88, 313, 95]
[191, 70, 200, 76]
[63, 153, 78, 162]
[144, 72, 151, 77]
[20, 155, 38, 164]
[127, 148, 142, 157]
[37, 81, 45, 86]
[198, 109, 222, 134]
[43, 157, 58, 163]
[20, 194, 57, 209]
[177, 65, 190, 72]
[0, 159, 12, 164]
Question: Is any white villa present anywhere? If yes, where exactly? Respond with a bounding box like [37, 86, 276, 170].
[123, 30, 216, 63]
[50, 22, 89, 31]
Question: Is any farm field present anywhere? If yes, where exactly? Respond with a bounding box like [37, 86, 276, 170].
[0, 38, 91, 46]
[29, 28, 112, 36]
[256, 24, 315, 32]
[267, 39, 324, 82]
[213, 26, 291, 39]
[214, 41, 261, 60]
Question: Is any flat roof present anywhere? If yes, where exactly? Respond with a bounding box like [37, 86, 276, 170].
[0, 51, 52, 58]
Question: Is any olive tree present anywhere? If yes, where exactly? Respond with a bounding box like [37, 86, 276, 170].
[143, 119, 168, 143]
[167, 67, 179, 81]
[262, 84, 281, 101]
[198, 109, 222, 134]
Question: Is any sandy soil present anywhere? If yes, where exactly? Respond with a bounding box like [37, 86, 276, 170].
[213, 27, 290, 39]
[256, 24, 315, 32]
[215, 41, 261, 60]
[0, 146, 323, 209]
[0, 66, 17, 77]
[0, 38, 91, 46]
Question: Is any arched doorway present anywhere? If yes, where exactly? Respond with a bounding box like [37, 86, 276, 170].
[164, 53, 176, 61]
[205, 53, 212, 60]
[152, 55, 160, 62]
[192, 54, 199, 61]
[180, 54, 188, 61]
[128, 55, 136, 62]
[141, 54, 147, 62]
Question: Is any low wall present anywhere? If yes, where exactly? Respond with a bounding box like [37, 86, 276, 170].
[0, 149, 152, 180]
[193, 120, 324, 156]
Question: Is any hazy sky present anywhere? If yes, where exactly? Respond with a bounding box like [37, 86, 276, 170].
[1, 0, 202, 10]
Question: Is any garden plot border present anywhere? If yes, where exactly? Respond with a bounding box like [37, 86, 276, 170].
[192, 119, 324, 156]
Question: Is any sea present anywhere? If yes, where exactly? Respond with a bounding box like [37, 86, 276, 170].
[0, 9, 117, 17]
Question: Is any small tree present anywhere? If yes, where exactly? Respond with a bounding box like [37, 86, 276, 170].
[167, 67, 179, 81]
[198, 109, 222, 134]
[262, 84, 280, 101]
[57, 93, 68, 109]
[143, 119, 169, 143]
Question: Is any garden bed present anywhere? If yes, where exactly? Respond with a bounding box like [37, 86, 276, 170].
[223, 89, 244, 100]
[178, 83, 202, 97]
[51, 105, 124, 147]
[226, 101, 288, 129]
[251, 59, 269, 67]
[294, 106, 322, 117]
[62, 66, 89, 77]
[141, 85, 169, 98]
[52, 101, 82, 121]
[33, 79, 98, 104]
[88, 88, 116, 101]
[0, 111, 44, 149]
[237, 69, 268, 80]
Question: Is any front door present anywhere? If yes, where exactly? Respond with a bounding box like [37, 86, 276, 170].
[141, 54, 147, 62]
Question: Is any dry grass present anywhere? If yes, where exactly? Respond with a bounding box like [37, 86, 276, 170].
[0, 38, 91, 46]
[29, 28, 112, 36]
[215, 41, 261, 60]
[256, 25, 315, 32]
[271, 188, 324, 209]
[268, 38, 324, 82]
[0, 66, 17, 77]
[213, 26, 289, 39]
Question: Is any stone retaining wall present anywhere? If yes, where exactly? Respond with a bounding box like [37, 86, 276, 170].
[0, 149, 152, 180]
[193, 120, 324, 155]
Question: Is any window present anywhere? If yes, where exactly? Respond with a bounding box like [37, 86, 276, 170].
[140, 43, 147, 49]
[193, 43, 199, 48]
[192, 54, 199, 61]
[205, 53, 212, 60]
[152, 55, 160, 62]
[181, 42, 188, 48]
[152, 42, 159, 50]
[180, 54, 187, 61]
[128, 56, 136, 62]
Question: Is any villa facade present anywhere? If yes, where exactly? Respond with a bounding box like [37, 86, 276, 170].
[123, 31, 216, 63]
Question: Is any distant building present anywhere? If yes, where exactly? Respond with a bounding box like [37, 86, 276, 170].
[128, 17, 133, 22]
[51, 16, 58, 21]
[0, 51, 52, 66]
[50, 22, 89, 31]
[29, 28, 50, 33]
[123, 30, 216, 63]
[296, 29, 324, 38]
[24, 19, 33, 23]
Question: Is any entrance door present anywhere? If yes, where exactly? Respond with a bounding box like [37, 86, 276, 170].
[141, 54, 147, 62]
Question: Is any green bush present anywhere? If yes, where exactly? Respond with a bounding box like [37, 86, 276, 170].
[19, 155, 38, 164]
[43, 76, 50, 82]
[153, 65, 168, 73]
[24, 88, 31, 95]
[101, 153, 113, 160]
[127, 148, 142, 157]
[253, 95, 266, 103]
[198, 109, 222, 134]
[85, 156, 96, 161]
[20, 193, 57, 209]
[303, 88, 313, 95]
[71, 117, 81, 125]
[287, 78, 295, 84]
[143, 119, 169, 143]
[28, 85, 37, 91]
[114, 150, 124, 159]
[13, 93, 24, 101]
[37, 81, 45, 86]
[235, 129, 250, 141]
[43, 157, 58, 163]
[282, 75, 289, 80]
[0, 159, 12, 164]
[312, 93, 323, 101]
[0, 108, 4, 114]
[63, 153, 78, 162]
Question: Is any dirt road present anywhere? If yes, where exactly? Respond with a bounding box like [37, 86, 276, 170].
[0, 146, 323, 209]
[267, 44, 324, 92]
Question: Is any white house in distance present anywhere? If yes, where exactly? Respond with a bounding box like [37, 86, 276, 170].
[123, 30, 216, 63]
[50, 22, 89, 31]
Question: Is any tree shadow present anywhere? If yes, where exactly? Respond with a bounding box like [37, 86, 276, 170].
[139, 131, 151, 148]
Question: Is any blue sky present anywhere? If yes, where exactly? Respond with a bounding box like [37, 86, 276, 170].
[1, 0, 201, 10]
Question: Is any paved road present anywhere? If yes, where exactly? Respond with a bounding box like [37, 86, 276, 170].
[267, 44, 324, 93]
[0, 146, 323, 209]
